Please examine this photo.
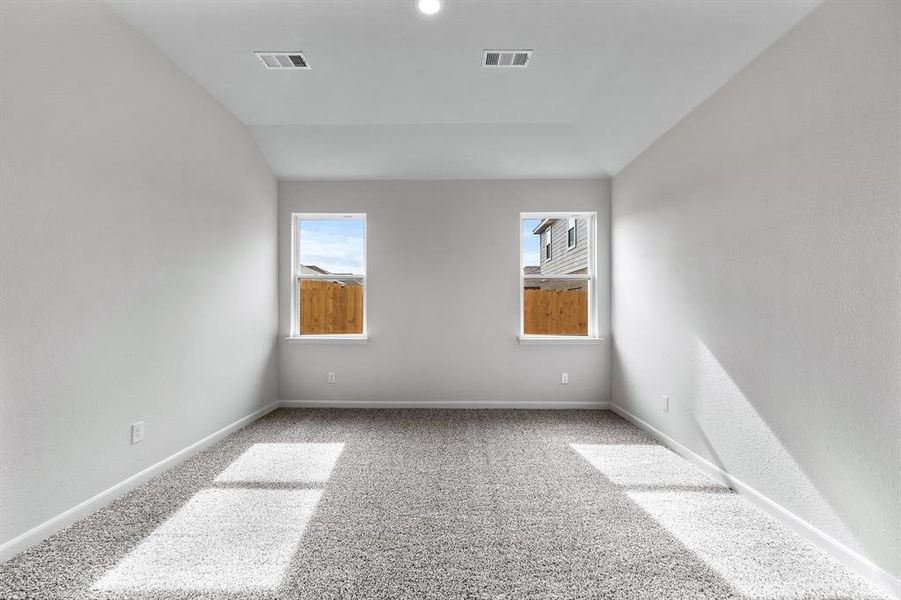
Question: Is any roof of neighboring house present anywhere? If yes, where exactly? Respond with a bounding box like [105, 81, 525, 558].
[531, 218, 556, 235]
[301, 264, 356, 278]
[523, 265, 542, 288]
[300, 264, 331, 275]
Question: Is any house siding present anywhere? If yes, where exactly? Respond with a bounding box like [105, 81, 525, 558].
[539, 218, 589, 276]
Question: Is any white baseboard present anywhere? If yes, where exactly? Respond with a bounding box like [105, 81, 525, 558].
[0, 401, 280, 564]
[606, 402, 900, 600]
[280, 399, 612, 410]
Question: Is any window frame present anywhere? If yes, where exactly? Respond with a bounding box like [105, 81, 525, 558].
[519, 211, 598, 341]
[567, 217, 577, 250]
[544, 228, 552, 261]
[289, 213, 367, 340]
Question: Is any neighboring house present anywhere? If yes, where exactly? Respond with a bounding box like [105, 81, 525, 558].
[530, 218, 589, 290]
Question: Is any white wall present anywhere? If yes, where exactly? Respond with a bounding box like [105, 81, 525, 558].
[279, 179, 610, 406]
[611, 0, 900, 582]
[0, 1, 277, 549]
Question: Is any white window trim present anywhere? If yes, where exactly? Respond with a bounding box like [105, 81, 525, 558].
[544, 228, 552, 261]
[518, 335, 602, 345]
[567, 217, 577, 250]
[285, 334, 368, 343]
[519, 211, 598, 342]
[287, 213, 367, 342]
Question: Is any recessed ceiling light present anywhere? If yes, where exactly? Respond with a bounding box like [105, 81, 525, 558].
[418, 0, 441, 16]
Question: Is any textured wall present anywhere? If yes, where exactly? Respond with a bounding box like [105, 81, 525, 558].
[0, 1, 277, 546]
[611, 0, 900, 579]
[279, 179, 610, 406]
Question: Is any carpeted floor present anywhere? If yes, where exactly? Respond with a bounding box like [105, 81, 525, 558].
[0, 409, 887, 600]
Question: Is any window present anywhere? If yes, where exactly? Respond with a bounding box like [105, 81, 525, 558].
[520, 213, 596, 338]
[291, 214, 366, 338]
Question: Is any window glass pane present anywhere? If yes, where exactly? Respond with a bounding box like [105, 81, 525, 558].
[523, 278, 588, 336]
[522, 218, 542, 275]
[298, 218, 364, 276]
[299, 279, 363, 334]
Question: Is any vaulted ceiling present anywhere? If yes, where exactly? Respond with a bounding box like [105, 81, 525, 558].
[108, 0, 820, 180]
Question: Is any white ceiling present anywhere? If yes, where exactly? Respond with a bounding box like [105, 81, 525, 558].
[108, 0, 820, 180]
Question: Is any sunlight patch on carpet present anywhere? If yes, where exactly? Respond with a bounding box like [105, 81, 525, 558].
[627, 490, 873, 598]
[92, 488, 322, 592]
[215, 442, 345, 484]
[569, 443, 723, 488]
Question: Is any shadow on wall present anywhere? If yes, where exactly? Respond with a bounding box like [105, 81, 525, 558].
[689, 338, 859, 552]
[255, 334, 280, 410]
[610, 330, 885, 573]
[610, 188, 899, 576]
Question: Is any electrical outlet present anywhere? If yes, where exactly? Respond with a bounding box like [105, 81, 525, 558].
[131, 421, 144, 444]
[561, 372, 569, 385]
[327, 371, 336, 384]
[662, 395, 670, 413]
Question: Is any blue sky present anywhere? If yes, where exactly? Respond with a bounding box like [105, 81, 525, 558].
[522, 218, 541, 268]
[300, 217, 542, 273]
[299, 219, 365, 274]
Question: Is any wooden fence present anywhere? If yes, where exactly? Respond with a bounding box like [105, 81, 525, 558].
[523, 288, 588, 335]
[300, 280, 585, 336]
[299, 280, 363, 334]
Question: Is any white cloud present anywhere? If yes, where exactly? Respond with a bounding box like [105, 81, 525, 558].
[300, 229, 364, 274]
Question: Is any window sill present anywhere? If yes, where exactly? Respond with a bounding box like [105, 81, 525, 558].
[518, 336, 603, 345]
[284, 335, 368, 344]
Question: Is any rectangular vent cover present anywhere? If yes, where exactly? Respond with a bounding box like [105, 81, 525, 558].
[255, 52, 310, 69]
[483, 49, 531, 68]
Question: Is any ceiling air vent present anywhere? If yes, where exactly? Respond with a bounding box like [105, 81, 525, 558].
[482, 49, 531, 69]
[255, 51, 310, 70]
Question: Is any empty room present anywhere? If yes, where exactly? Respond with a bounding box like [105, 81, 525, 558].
[1, 0, 899, 598]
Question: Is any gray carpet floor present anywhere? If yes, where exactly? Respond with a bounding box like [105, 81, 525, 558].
[0, 408, 887, 600]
